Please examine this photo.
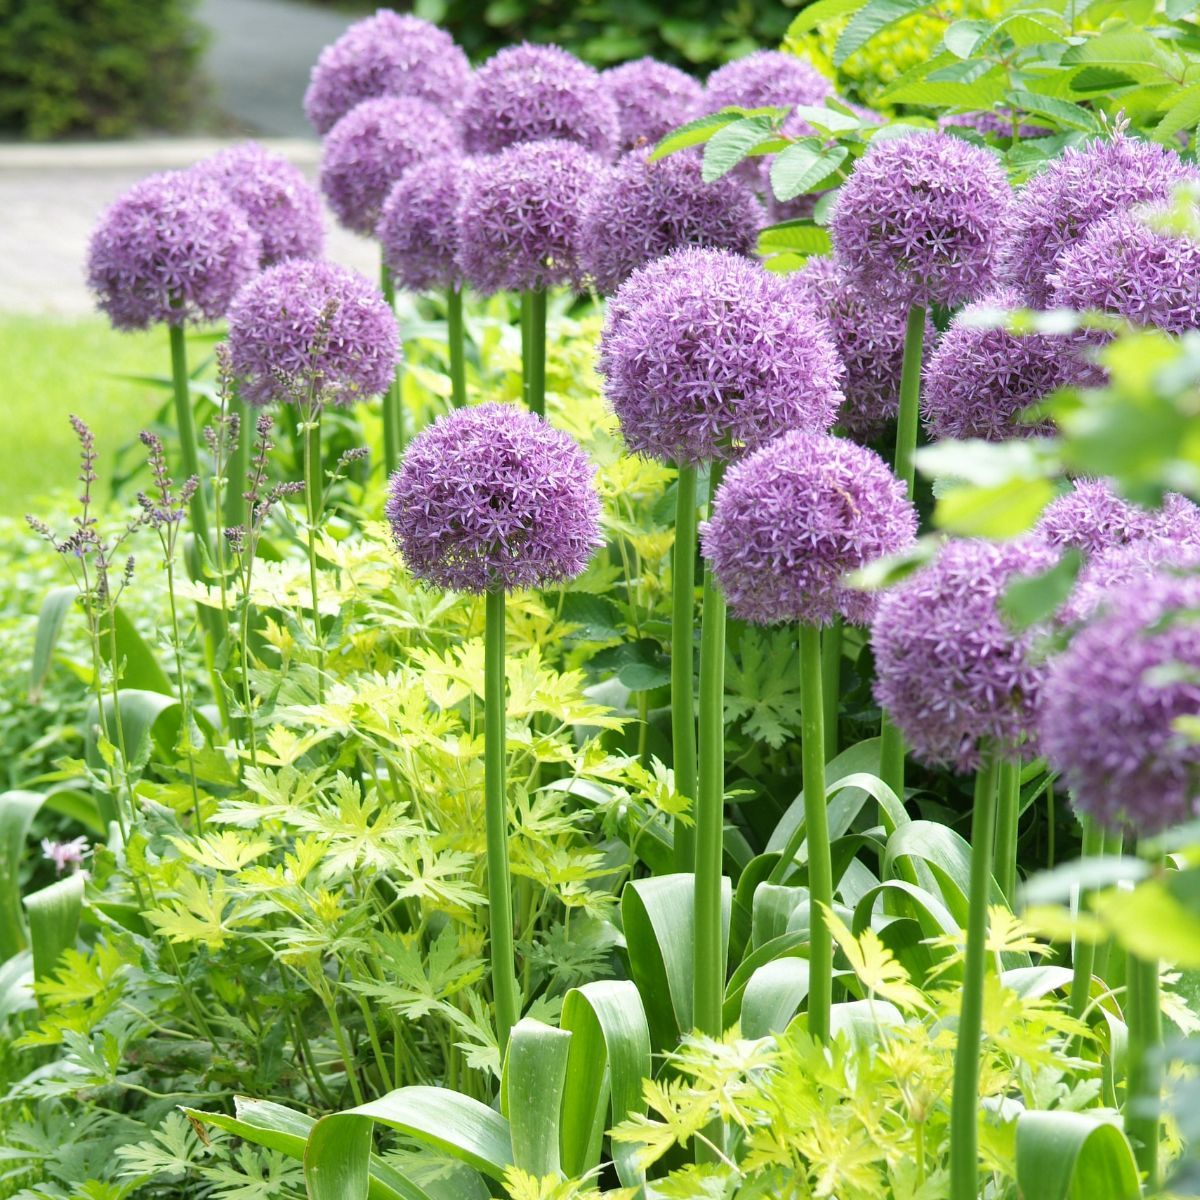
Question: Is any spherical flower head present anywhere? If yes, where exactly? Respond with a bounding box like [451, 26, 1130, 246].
[460, 43, 619, 158]
[1156, 492, 1200, 543]
[922, 288, 1094, 442]
[782, 256, 915, 440]
[386, 402, 603, 593]
[702, 430, 917, 627]
[226, 260, 400, 408]
[86, 170, 260, 331]
[1062, 534, 1200, 626]
[1049, 207, 1200, 334]
[998, 130, 1197, 307]
[320, 95, 458, 235]
[870, 537, 1058, 770]
[578, 148, 762, 296]
[939, 110, 1050, 140]
[195, 141, 324, 266]
[304, 10, 471, 134]
[705, 50, 832, 113]
[600, 248, 844, 466]
[831, 131, 1010, 309]
[378, 154, 472, 293]
[456, 140, 601, 295]
[1036, 478, 1154, 558]
[602, 58, 703, 152]
[1041, 571, 1200, 834]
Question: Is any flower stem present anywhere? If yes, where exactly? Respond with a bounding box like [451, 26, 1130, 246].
[821, 618, 842, 762]
[168, 323, 210, 552]
[1125, 861, 1161, 1189]
[994, 758, 1021, 904]
[447, 285, 467, 408]
[226, 391, 250, 532]
[523, 288, 546, 418]
[485, 587, 521, 1052]
[799, 622, 832, 1043]
[1068, 818, 1105, 1024]
[303, 410, 325, 702]
[380, 260, 404, 472]
[672, 464, 699, 872]
[948, 750, 999, 1200]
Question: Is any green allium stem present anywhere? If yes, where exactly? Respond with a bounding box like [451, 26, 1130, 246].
[168, 323, 210, 551]
[672, 463, 699, 872]
[524, 288, 547, 418]
[303, 411, 326, 702]
[380, 261, 404, 471]
[1068, 818, 1105, 1024]
[1126, 906, 1162, 1185]
[447, 285, 467, 408]
[485, 586, 521, 1052]
[948, 750, 999, 1200]
[226, 391, 251, 532]
[800, 622, 832, 1043]
[994, 758, 1021, 903]
[821, 618, 842, 762]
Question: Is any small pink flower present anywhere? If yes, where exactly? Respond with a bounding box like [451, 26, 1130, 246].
[41, 836, 89, 875]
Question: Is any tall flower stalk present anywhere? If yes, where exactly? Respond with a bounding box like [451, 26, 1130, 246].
[380, 263, 406, 470]
[670, 464, 699, 870]
[523, 288, 547, 418]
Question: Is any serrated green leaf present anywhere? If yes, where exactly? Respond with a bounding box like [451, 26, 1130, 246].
[835, 0, 936, 67]
[769, 142, 848, 201]
[787, 0, 866, 37]
[702, 116, 776, 182]
[758, 221, 833, 256]
[944, 18, 992, 58]
[1007, 90, 1101, 132]
[1156, 82, 1200, 141]
[649, 111, 741, 161]
[934, 477, 1058, 538]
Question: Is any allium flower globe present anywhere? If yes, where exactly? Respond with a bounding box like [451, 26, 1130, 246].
[386, 402, 602, 593]
[782, 256, 916, 440]
[456, 140, 601, 295]
[196, 141, 324, 266]
[871, 538, 1058, 770]
[705, 50, 832, 112]
[922, 289, 1092, 441]
[377, 155, 472, 293]
[702, 430, 917, 626]
[830, 131, 1012, 308]
[319, 96, 458, 235]
[1062, 535, 1200, 625]
[938, 110, 1050, 140]
[599, 248, 844, 466]
[460, 43, 619, 158]
[578, 149, 762, 295]
[303, 10, 470, 134]
[998, 131, 1196, 307]
[1041, 572, 1200, 834]
[602, 58, 703, 151]
[1036, 478, 1149, 557]
[1050, 208, 1200, 334]
[86, 170, 260, 330]
[226, 260, 400, 408]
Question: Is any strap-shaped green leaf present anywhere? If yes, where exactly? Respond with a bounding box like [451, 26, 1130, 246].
[23, 872, 84, 983]
[1, 790, 43, 960]
[30, 586, 75, 702]
[741, 958, 811, 1038]
[501, 1018, 572, 1178]
[1016, 1111, 1140, 1200]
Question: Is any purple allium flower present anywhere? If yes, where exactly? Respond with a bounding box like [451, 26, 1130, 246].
[1062, 535, 1200, 626]
[456, 140, 601, 295]
[86, 170, 260, 330]
[602, 57, 704, 152]
[41, 836, 88, 875]
[378, 154, 472, 293]
[1049, 207, 1200, 334]
[303, 10, 471, 135]
[782, 256, 917, 440]
[386, 401, 602, 592]
[830, 131, 1011, 310]
[939, 110, 1050, 140]
[702, 430, 917, 626]
[998, 130, 1197, 308]
[578, 148, 763, 296]
[705, 50, 832, 113]
[320, 95, 458, 236]
[226, 260, 399, 408]
[870, 537, 1058, 770]
[1041, 570, 1200, 833]
[459, 43, 619, 158]
[195, 141, 324, 267]
[921, 288, 1094, 442]
[1037, 478, 1155, 558]
[1157, 492, 1200, 543]
[599, 248, 844, 466]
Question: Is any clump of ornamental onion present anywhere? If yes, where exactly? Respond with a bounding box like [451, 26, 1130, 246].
[578, 148, 762, 295]
[1036, 479, 1200, 558]
[599, 248, 843, 466]
[998, 129, 1197, 307]
[830, 130, 1011, 309]
[939, 110, 1050, 140]
[871, 537, 1058, 770]
[922, 289, 1094, 441]
[303, 10, 470, 134]
[226, 260, 399, 408]
[602, 58, 703, 151]
[705, 50, 832, 112]
[320, 95, 458, 235]
[195, 141, 324, 266]
[460, 43, 619, 158]
[1041, 571, 1200, 834]
[456, 140, 601, 295]
[86, 170, 260, 330]
[1062, 535, 1200, 626]
[378, 154, 472, 293]
[702, 430, 917, 626]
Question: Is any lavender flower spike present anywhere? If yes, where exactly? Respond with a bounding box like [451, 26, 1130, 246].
[602, 58, 703, 152]
[702, 430, 917, 627]
[386, 402, 602, 593]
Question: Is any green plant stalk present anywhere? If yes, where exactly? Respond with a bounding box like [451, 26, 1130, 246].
[380, 261, 404, 471]
[799, 623, 832, 1043]
[168, 322, 210, 550]
[524, 288, 547, 418]
[948, 751, 999, 1200]
[1068, 818, 1105, 1023]
[303, 411, 326, 702]
[994, 759, 1021, 903]
[1126, 953, 1162, 1185]
[447, 285, 467, 408]
[821, 618, 842, 762]
[672, 464, 699, 872]
[880, 304, 926, 804]
[485, 587, 521, 1052]
[226, 391, 250, 531]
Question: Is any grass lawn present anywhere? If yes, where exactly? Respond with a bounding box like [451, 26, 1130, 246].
[0, 316, 171, 518]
